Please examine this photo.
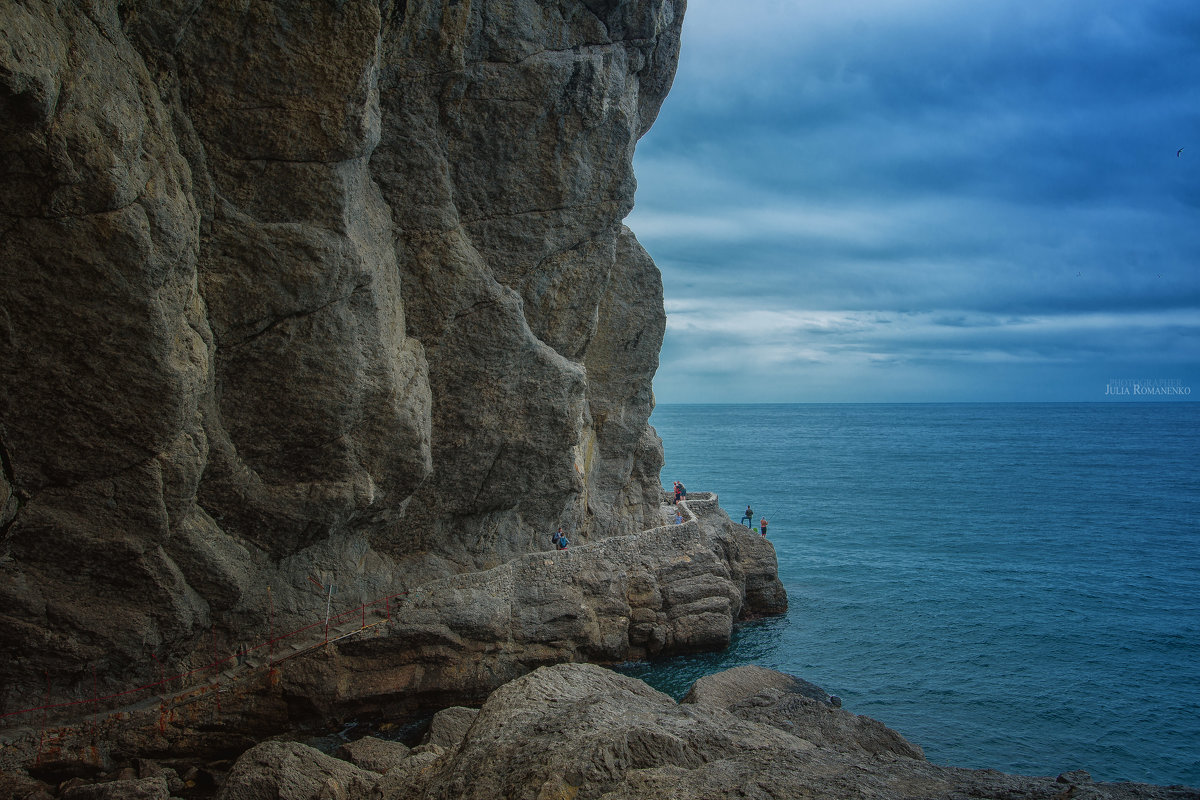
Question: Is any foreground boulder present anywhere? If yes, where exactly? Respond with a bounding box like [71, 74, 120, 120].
[335, 736, 412, 775]
[215, 664, 1198, 800]
[218, 741, 376, 800]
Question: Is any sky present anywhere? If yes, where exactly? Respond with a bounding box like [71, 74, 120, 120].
[626, 0, 1200, 403]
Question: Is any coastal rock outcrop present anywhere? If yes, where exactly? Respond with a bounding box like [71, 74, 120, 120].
[0, 494, 785, 777]
[272, 497, 785, 723]
[0, 0, 691, 739]
[212, 663, 1199, 800]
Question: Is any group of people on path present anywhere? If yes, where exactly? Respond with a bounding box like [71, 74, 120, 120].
[672, 482, 770, 537]
[672, 481, 771, 537]
[550, 526, 570, 550]
[741, 505, 768, 537]
[550, 485, 769, 553]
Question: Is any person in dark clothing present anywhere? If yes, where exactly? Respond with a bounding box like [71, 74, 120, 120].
[741, 505, 754, 526]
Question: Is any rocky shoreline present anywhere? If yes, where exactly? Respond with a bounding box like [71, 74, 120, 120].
[0, 494, 786, 789]
[6, 660, 1197, 800]
[2, 500, 1195, 798]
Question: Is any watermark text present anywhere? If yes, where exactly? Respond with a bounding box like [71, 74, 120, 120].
[1104, 378, 1191, 397]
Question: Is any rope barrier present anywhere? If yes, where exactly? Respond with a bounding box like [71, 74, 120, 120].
[0, 589, 410, 724]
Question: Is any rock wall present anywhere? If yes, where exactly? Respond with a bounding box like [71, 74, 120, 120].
[0, 0, 687, 719]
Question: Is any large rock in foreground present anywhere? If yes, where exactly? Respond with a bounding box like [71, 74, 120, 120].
[218, 663, 1198, 800]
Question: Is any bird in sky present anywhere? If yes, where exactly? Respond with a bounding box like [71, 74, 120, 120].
[1178, 148, 1185, 157]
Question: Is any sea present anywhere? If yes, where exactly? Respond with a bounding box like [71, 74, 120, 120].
[621, 403, 1200, 788]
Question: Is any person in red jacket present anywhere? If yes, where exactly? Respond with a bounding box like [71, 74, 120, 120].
[759, 517, 769, 537]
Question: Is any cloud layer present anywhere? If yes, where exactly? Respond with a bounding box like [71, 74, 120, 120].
[629, 0, 1200, 402]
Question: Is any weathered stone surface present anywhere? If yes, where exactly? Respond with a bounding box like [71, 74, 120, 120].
[134, 759, 185, 795]
[0, 0, 689, 737]
[262, 494, 785, 725]
[336, 736, 411, 775]
[216, 740, 376, 800]
[215, 664, 1195, 800]
[681, 664, 833, 708]
[1, 3, 1194, 796]
[721, 680, 927, 762]
[422, 707, 479, 751]
[0, 768, 53, 800]
[0, 496, 786, 778]
[60, 775, 170, 800]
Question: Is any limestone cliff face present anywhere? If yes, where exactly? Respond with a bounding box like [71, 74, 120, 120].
[0, 0, 691, 717]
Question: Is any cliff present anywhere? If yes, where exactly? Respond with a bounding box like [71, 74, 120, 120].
[1, 0, 791, 760]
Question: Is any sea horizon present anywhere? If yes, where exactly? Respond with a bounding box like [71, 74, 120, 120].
[638, 402, 1200, 787]
[654, 399, 1199, 405]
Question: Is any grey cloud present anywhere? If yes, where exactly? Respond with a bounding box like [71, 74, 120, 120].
[632, 0, 1200, 401]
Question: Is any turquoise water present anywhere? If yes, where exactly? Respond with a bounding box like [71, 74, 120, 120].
[627, 403, 1200, 787]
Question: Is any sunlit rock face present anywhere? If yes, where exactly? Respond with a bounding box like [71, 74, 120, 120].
[0, 0, 685, 717]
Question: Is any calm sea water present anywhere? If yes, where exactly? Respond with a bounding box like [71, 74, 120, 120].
[623, 403, 1200, 787]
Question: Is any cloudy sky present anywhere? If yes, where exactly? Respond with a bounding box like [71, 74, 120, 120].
[627, 0, 1200, 403]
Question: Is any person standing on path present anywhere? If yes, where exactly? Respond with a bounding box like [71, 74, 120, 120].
[741, 505, 754, 526]
[759, 517, 769, 537]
